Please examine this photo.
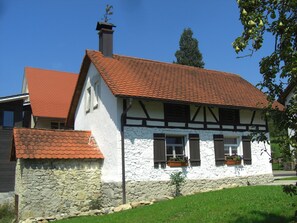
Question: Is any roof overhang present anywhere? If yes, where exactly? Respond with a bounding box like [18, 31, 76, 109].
[0, 93, 29, 104]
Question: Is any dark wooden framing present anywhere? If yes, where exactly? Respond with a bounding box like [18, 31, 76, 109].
[191, 106, 201, 122]
[124, 101, 268, 132]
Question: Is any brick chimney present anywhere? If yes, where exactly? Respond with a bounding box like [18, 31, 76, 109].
[96, 22, 116, 57]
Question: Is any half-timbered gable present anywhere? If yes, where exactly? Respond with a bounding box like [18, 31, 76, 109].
[124, 100, 267, 132]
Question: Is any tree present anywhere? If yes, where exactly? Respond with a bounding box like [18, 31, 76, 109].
[233, 0, 297, 153]
[174, 28, 205, 68]
[233, 0, 297, 219]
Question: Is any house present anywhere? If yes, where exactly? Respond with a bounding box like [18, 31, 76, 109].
[11, 22, 283, 220]
[0, 68, 77, 194]
[21, 67, 78, 129]
[0, 94, 28, 192]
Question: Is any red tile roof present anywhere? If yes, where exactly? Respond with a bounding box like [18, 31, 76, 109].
[25, 67, 78, 119]
[11, 128, 104, 159]
[67, 50, 283, 126]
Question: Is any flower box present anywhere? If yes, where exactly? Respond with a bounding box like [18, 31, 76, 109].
[167, 160, 188, 167]
[225, 160, 241, 165]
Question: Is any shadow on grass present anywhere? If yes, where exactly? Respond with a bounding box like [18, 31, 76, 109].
[233, 211, 294, 223]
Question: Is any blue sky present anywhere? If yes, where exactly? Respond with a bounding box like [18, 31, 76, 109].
[0, 0, 274, 97]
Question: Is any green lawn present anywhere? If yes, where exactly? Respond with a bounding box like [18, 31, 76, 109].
[275, 177, 297, 181]
[57, 186, 296, 223]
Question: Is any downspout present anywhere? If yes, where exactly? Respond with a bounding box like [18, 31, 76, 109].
[121, 98, 133, 204]
[33, 116, 39, 128]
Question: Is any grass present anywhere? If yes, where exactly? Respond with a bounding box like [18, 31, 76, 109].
[56, 186, 296, 223]
[0, 204, 15, 223]
[275, 177, 297, 181]
[272, 162, 283, 170]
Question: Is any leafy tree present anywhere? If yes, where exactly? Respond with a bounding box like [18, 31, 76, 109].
[233, 0, 297, 219]
[174, 28, 205, 68]
[233, 0, 297, 156]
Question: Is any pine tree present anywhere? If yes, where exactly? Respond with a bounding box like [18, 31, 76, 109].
[174, 28, 204, 68]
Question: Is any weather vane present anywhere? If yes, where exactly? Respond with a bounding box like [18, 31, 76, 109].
[102, 4, 113, 23]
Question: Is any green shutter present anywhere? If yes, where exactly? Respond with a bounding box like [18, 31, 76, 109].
[242, 136, 252, 165]
[189, 134, 200, 166]
[214, 134, 224, 166]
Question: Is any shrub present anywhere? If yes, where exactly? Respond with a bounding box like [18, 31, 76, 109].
[0, 203, 15, 223]
[170, 171, 186, 197]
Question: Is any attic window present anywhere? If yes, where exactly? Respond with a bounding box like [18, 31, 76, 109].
[219, 108, 240, 125]
[93, 80, 100, 109]
[164, 103, 189, 123]
[86, 87, 91, 113]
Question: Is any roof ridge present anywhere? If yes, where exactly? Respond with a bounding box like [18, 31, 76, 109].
[14, 127, 91, 133]
[25, 66, 78, 76]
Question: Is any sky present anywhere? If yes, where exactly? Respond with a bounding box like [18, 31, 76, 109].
[0, 0, 275, 97]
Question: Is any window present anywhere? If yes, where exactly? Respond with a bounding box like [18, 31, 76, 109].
[51, 122, 65, 129]
[86, 87, 91, 113]
[93, 80, 100, 109]
[3, 111, 14, 128]
[164, 103, 189, 122]
[166, 136, 185, 161]
[219, 108, 240, 125]
[154, 134, 201, 167]
[224, 137, 239, 156]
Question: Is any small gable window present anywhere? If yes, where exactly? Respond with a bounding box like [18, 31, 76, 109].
[219, 108, 240, 125]
[85, 87, 91, 113]
[3, 111, 14, 128]
[93, 80, 100, 109]
[164, 103, 189, 123]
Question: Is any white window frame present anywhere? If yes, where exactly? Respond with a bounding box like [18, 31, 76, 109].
[165, 135, 186, 161]
[223, 136, 241, 156]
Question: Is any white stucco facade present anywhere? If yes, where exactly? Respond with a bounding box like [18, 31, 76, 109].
[75, 63, 122, 182]
[124, 127, 272, 182]
[74, 61, 273, 188]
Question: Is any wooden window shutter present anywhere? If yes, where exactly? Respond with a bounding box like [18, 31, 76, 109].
[153, 133, 166, 165]
[213, 134, 224, 166]
[189, 134, 200, 166]
[242, 136, 252, 165]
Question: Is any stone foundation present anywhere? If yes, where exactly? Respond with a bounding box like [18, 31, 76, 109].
[15, 159, 102, 221]
[101, 174, 273, 206]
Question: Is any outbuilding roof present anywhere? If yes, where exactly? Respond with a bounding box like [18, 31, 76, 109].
[11, 128, 104, 160]
[25, 67, 78, 119]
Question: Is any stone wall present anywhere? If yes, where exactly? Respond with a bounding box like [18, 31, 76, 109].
[15, 159, 102, 221]
[100, 174, 273, 207]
